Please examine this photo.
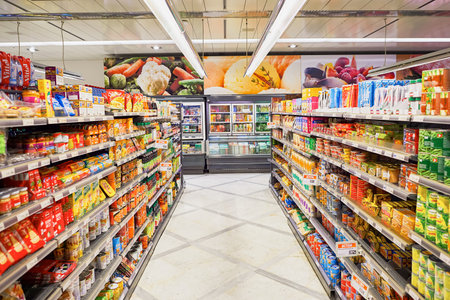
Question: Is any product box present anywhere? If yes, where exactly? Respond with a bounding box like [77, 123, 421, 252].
[45, 66, 64, 86]
[37, 79, 54, 117]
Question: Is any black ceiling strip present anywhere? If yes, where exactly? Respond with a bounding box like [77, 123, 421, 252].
[363, 19, 399, 38]
[418, 0, 436, 9]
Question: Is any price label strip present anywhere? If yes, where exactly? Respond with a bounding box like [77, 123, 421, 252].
[154, 139, 169, 149]
[336, 241, 359, 257]
[351, 273, 370, 298]
[302, 174, 318, 186]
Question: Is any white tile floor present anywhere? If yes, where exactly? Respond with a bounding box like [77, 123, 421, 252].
[132, 173, 328, 300]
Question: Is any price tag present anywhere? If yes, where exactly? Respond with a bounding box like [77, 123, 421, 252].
[382, 115, 390, 120]
[366, 115, 372, 119]
[384, 150, 393, 157]
[154, 139, 169, 149]
[367, 146, 374, 152]
[351, 273, 369, 298]
[368, 178, 375, 184]
[393, 238, 403, 248]
[1, 168, 14, 178]
[22, 119, 34, 126]
[26, 257, 39, 270]
[17, 211, 29, 222]
[336, 241, 359, 257]
[267, 122, 276, 129]
[59, 153, 68, 160]
[392, 153, 405, 160]
[28, 161, 39, 170]
[303, 174, 318, 185]
[409, 173, 420, 182]
[354, 171, 361, 177]
[384, 185, 394, 194]
[440, 253, 450, 265]
[160, 162, 172, 171]
[399, 115, 409, 121]
[351, 142, 358, 148]
[415, 116, 425, 122]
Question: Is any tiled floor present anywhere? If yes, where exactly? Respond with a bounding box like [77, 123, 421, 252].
[133, 173, 328, 300]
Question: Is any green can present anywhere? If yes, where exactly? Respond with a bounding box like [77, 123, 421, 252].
[437, 230, 448, 250]
[426, 271, 436, 289]
[420, 250, 432, 268]
[426, 224, 437, 243]
[412, 259, 420, 274]
[418, 152, 431, 177]
[445, 158, 450, 186]
[431, 130, 445, 155]
[428, 190, 439, 209]
[436, 280, 445, 296]
[415, 216, 426, 235]
[437, 210, 449, 231]
[412, 273, 419, 288]
[412, 244, 424, 261]
[442, 130, 450, 156]
[425, 285, 435, 300]
[419, 264, 427, 280]
[436, 263, 445, 284]
[428, 256, 439, 274]
[427, 208, 438, 226]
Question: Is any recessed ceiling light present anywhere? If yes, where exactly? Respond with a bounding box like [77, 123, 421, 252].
[289, 44, 297, 48]
[152, 45, 161, 50]
[27, 47, 38, 52]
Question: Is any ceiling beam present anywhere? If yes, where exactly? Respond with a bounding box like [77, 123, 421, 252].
[0, 10, 448, 21]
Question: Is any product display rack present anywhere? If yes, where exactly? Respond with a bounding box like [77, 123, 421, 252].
[0, 101, 184, 299]
[270, 100, 450, 300]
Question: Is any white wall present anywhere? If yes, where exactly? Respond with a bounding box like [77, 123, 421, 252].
[35, 59, 105, 87]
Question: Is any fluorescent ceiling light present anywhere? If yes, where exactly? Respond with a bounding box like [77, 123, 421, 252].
[244, 0, 307, 77]
[289, 44, 297, 48]
[142, 0, 206, 78]
[27, 46, 38, 52]
[369, 47, 450, 76]
[0, 38, 449, 48]
[152, 45, 161, 50]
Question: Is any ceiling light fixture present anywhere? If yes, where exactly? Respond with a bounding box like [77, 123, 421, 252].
[0, 38, 449, 48]
[289, 44, 297, 48]
[27, 46, 37, 52]
[142, 0, 206, 78]
[152, 45, 161, 50]
[368, 47, 450, 76]
[244, 0, 307, 77]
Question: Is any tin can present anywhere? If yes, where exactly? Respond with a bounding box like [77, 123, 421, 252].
[436, 263, 445, 284]
[419, 265, 427, 281]
[411, 273, 419, 288]
[412, 245, 423, 262]
[426, 271, 436, 289]
[412, 260, 420, 274]
[420, 250, 432, 268]
[418, 279, 426, 295]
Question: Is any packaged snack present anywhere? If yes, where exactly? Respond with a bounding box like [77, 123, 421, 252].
[99, 179, 115, 198]
[23, 259, 77, 284]
[0, 229, 28, 262]
[105, 90, 125, 110]
[2, 282, 26, 300]
[12, 219, 45, 254]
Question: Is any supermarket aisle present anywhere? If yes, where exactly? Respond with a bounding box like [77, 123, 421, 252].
[132, 173, 328, 300]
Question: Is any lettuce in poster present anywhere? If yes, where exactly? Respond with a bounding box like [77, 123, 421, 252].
[103, 56, 203, 95]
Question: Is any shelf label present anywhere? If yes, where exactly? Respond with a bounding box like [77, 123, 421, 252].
[1, 168, 14, 178]
[409, 173, 419, 182]
[22, 119, 33, 126]
[267, 122, 276, 129]
[302, 174, 318, 185]
[383, 185, 394, 194]
[351, 273, 369, 298]
[160, 162, 172, 171]
[336, 241, 359, 257]
[154, 139, 169, 149]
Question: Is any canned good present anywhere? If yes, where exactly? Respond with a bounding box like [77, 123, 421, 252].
[96, 252, 108, 270]
[425, 272, 435, 289]
[411, 273, 419, 288]
[419, 279, 426, 295]
[428, 256, 439, 274]
[419, 265, 427, 281]
[412, 245, 423, 262]
[420, 250, 432, 268]
[424, 285, 435, 300]
[436, 263, 445, 284]
[412, 260, 420, 274]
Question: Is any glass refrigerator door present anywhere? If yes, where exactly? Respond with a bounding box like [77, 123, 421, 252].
[255, 103, 270, 133]
[209, 104, 231, 134]
[182, 140, 204, 154]
[182, 103, 204, 140]
[232, 104, 254, 134]
[208, 136, 271, 157]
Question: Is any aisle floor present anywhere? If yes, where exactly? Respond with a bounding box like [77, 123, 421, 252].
[133, 173, 328, 300]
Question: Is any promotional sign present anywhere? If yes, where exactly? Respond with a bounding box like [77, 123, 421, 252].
[267, 122, 276, 129]
[154, 139, 169, 149]
[351, 273, 370, 298]
[104, 56, 203, 95]
[203, 55, 301, 95]
[302, 174, 318, 185]
[160, 162, 172, 171]
[300, 54, 397, 90]
[336, 241, 358, 257]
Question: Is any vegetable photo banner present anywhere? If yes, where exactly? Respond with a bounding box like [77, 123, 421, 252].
[203, 55, 302, 95]
[103, 56, 203, 96]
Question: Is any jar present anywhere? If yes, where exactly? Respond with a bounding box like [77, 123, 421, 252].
[107, 283, 120, 300]
[10, 190, 21, 210]
[0, 193, 11, 214]
[388, 167, 400, 184]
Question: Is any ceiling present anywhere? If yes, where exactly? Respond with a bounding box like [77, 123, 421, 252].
[0, 0, 449, 62]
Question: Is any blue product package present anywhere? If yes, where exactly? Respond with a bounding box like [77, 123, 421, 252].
[55, 94, 76, 116]
[112, 237, 121, 256]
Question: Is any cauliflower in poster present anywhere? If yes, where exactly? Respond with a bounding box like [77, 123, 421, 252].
[136, 61, 171, 95]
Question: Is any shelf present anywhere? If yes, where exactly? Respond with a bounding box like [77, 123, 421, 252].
[49, 141, 115, 163]
[312, 132, 416, 163]
[408, 173, 450, 196]
[311, 150, 414, 201]
[107, 172, 147, 205]
[111, 130, 146, 141]
[210, 121, 230, 124]
[162, 131, 180, 139]
[335, 286, 346, 300]
[47, 116, 113, 124]
[115, 150, 146, 166]
[344, 113, 410, 122]
[405, 284, 426, 300]
[318, 180, 413, 250]
[108, 111, 153, 117]
[410, 115, 450, 124]
[147, 165, 182, 209]
[310, 111, 343, 118]
[271, 112, 310, 116]
[140, 116, 168, 122]
[233, 121, 253, 123]
[52, 166, 117, 201]
[0, 118, 47, 128]
[0, 157, 50, 180]
[0, 196, 53, 232]
[409, 230, 450, 266]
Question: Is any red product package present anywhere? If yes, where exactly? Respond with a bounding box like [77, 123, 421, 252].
[0, 242, 13, 275]
[105, 89, 125, 110]
[125, 93, 132, 112]
[12, 219, 45, 254]
[18, 56, 30, 88]
[30, 208, 55, 243]
[0, 52, 10, 88]
[52, 203, 65, 235]
[22, 259, 77, 284]
[0, 229, 29, 263]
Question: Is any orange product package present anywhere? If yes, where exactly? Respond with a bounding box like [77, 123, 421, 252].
[132, 93, 144, 112]
[105, 89, 125, 111]
[31, 208, 55, 243]
[13, 219, 45, 254]
[125, 93, 132, 112]
[0, 229, 29, 263]
[52, 203, 66, 235]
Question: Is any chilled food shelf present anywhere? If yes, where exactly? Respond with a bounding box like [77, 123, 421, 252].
[408, 173, 450, 196]
[410, 115, 450, 124]
[111, 130, 146, 141]
[47, 116, 113, 124]
[148, 165, 182, 209]
[409, 230, 450, 266]
[49, 141, 115, 163]
[0, 196, 53, 231]
[311, 149, 414, 201]
[312, 131, 416, 163]
[115, 150, 146, 166]
[123, 185, 184, 300]
[53, 166, 117, 201]
[0, 157, 50, 180]
[0, 117, 47, 128]
[318, 180, 413, 250]
[210, 121, 230, 124]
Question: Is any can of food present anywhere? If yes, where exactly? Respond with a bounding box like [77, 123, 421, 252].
[107, 283, 120, 300]
[426, 271, 436, 289]
[437, 230, 449, 250]
[96, 252, 107, 270]
[412, 260, 420, 274]
[426, 225, 437, 243]
[445, 270, 450, 290]
[420, 250, 432, 268]
[419, 265, 427, 281]
[111, 277, 124, 292]
[425, 284, 435, 300]
[112, 236, 121, 255]
[436, 263, 445, 284]
[411, 273, 419, 288]
[436, 280, 444, 297]
[89, 265, 95, 284]
[419, 279, 426, 295]
[79, 278, 87, 297]
[426, 208, 437, 226]
[412, 245, 423, 262]
[428, 256, 439, 274]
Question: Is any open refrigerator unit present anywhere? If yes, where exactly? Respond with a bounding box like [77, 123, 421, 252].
[181, 100, 206, 174]
[207, 95, 271, 173]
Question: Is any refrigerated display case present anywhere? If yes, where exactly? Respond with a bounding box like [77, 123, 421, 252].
[182, 102, 204, 140]
[207, 95, 271, 172]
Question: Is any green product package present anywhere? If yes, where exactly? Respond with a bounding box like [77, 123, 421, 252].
[443, 130, 450, 157]
[445, 158, 450, 186]
[419, 129, 432, 152]
[436, 210, 449, 231]
[415, 216, 426, 235]
[430, 155, 440, 180]
[431, 130, 445, 155]
[418, 185, 428, 204]
[426, 224, 437, 243]
[436, 230, 448, 251]
[418, 152, 431, 177]
[416, 201, 426, 219]
[426, 208, 437, 226]
[427, 189, 439, 209]
[438, 194, 449, 214]
[437, 156, 446, 182]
